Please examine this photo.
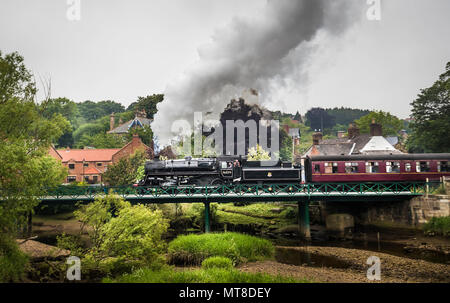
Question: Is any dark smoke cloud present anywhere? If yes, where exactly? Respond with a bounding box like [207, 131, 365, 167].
[152, 0, 361, 146]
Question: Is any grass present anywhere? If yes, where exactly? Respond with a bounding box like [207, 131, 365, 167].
[105, 266, 308, 283]
[201, 256, 234, 269]
[167, 232, 274, 265]
[424, 216, 450, 237]
[218, 203, 281, 219]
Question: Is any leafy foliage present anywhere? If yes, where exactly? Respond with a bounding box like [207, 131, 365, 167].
[305, 107, 336, 131]
[423, 216, 450, 237]
[355, 111, 403, 136]
[127, 94, 163, 119]
[102, 150, 147, 186]
[247, 144, 271, 160]
[0, 50, 68, 281]
[76, 100, 125, 122]
[408, 62, 450, 153]
[59, 194, 169, 275]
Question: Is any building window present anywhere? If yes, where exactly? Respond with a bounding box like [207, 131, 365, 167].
[438, 161, 449, 172]
[69, 164, 75, 170]
[366, 162, 379, 173]
[67, 176, 76, 183]
[405, 163, 412, 172]
[324, 162, 338, 174]
[345, 162, 359, 173]
[84, 176, 90, 182]
[417, 161, 430, 172]
[83, 163, 89, 167]
[386, 162, 400, 173]
[97, 162, 103, 167]
[314, 164, 321, 173]
[93, 176, 98, 183]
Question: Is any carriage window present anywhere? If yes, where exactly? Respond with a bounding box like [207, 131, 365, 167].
[417, 161, 430, 172]
[366, 162, 379, 173]
[386, 162, 400, 173]
[324, 162, 338, 173]
[314, 164, 321, 173]
[345, 162, 358, 173]
[438, 161, 449, 172]
[405, 163, 412, 172]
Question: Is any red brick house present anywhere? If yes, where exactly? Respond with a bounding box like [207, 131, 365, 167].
[50, 135, 149, 184]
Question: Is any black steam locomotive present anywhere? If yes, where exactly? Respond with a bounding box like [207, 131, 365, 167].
[139, 156, 302, 186]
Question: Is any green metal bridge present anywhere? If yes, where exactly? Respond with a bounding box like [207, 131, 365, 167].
[36, 181, 432, 237]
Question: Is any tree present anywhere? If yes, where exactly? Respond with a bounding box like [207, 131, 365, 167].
[102, 150, 147, 186]
[0, 51, 36, 103]
[355, 111, 403, 136]
[408, 62, 450, 153]
[247, 144, 271, 160]
[77, 100, 125, 122]
[39, 97, 80, 147]
[0, 51, 69, 281]
[127, 94, 163, 119]
[305, 108, 336, 131]
[326, 107, 371, 126]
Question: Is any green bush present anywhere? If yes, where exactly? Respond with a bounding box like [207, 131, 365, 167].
[280, 207, 298, 220]
[424, 216, 450, 237]
[167, 232, 274, 265]
[201, 256, 234, 269]
[105, 266, 307, 283]
[0, 235, 29, 282]
[58, 194, 169, 276]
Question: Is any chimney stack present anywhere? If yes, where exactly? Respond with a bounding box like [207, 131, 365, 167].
[312, 132, 323, 145]
[348, 123, 360, 138]
[370, 119, 383, 136]
[110, 113, 115, 131]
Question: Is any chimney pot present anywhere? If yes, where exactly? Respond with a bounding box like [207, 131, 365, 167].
[110, 113, 115, 131]
[312, 132, 323, 145]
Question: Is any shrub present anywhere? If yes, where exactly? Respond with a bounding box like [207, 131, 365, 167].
[167, 232, 274, 265]
[201, 256, 234, 269]
[280, 207, 298, 220]
[424, 216, 450, 237]
[59, 193, 169, 275]
[0, 235, 28, 282]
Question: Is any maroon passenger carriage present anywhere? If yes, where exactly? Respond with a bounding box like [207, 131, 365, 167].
[304, 154, 450, 183]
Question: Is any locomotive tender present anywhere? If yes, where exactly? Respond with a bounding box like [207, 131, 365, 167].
[139, 153, 450, 187]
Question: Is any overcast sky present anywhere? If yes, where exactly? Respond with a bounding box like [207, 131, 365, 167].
[0, 0, 449, 119]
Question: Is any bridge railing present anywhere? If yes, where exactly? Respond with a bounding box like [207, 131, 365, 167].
[37, 181, 436, 201]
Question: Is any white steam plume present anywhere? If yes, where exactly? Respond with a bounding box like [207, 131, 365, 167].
[152, 0, 360, 146]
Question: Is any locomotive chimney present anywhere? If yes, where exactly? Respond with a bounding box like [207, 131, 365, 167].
[110, 113, 115, 131]
[347, 123, 360, 138]
[312, 132, 323, 145]
[370, 119, 383, 136]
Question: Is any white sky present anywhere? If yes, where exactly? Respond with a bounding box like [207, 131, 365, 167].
[0, 0, 449, 119]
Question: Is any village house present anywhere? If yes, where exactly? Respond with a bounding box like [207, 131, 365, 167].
[303, 120, 403, 157]
[107, 109, 153, 135]
[50, 134, 149, 184]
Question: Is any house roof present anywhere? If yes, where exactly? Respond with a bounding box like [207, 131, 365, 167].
[360, 136, 401, 154]
[108, 116, 153, 134]
[83, 167, 102, 175]
[57, 149, 121, 162]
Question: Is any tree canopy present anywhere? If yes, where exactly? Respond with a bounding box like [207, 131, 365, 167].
[0, 51, 69, 281]
[355, 111, 403, 136]
[127, 94, 163, 119]
[305, 107, 335, 131]
[408, 62, 450, 153]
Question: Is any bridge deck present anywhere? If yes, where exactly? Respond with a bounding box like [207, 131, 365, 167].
[38, 182, 428, 203]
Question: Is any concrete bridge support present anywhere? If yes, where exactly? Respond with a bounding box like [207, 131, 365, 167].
[204, 202, 211, 233]
[298, 201, 311, 240]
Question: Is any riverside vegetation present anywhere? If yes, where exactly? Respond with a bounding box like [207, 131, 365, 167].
[51, 193, 309, 283]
